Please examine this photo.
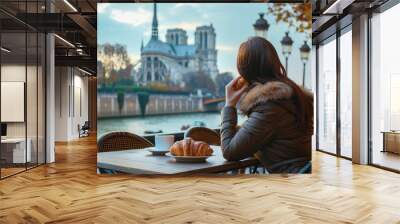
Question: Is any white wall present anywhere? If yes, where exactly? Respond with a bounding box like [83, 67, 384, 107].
[54, 67, 89, 141]
[71, 73, 89, 138]
[1, 63, 46, 164]
[1, 65, 41, 138]
[1, 65, 26, 138]
[55, 67, 69, 141]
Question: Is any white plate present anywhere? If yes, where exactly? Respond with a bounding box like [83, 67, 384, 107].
[147, 147, 169, 156]
[166, 153, 213, 163]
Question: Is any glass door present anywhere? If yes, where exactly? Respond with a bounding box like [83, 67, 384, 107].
[315, 26, 353, 160]
[370, 3, 400, 171]
[317, 36, 337, 154]
[1, 30, 28, 178]
[0, 1, 47, 179]
[339, 28, 352, 158]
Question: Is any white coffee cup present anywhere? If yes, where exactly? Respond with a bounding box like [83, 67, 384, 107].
[155, 135, 175, 151]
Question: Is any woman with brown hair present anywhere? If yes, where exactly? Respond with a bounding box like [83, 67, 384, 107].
[221, 36, 313, 173]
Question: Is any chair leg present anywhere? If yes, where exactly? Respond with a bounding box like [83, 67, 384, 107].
[251, 165, 258, 174]
[98, 168, 116, 174]
[239, 168, 246, 174]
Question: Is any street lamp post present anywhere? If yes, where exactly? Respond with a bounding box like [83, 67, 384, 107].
[253, 13, 269, 39]
[280, 32, 293, 74]
[300, 40, 311, 87]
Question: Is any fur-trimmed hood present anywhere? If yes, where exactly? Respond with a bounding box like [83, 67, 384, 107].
[238, 81, 312, 115]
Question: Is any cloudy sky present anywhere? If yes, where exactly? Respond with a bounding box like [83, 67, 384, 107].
[98, 3, 311, 85]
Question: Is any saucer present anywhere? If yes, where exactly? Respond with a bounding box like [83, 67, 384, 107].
[166, 153, 214, 163]
[147, 147, 169, 156]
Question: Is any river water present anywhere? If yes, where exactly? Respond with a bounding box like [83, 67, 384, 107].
[98, 112, 247, 137]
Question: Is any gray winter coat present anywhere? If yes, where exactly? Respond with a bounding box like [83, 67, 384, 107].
[220, 81, 313, 173]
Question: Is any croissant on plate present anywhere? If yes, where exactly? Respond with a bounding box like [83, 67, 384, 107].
[169, 138, 213, 156]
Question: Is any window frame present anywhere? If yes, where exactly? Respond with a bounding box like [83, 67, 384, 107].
[314, 24, 353, 160]
[367, 1, 400, 173]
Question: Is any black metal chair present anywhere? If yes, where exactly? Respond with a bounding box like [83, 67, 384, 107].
[78, 121, 90, 138]
[264, 157, 312, 174]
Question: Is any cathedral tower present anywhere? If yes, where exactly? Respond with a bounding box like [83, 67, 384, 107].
[194, 24, 218, 78]
[151, 3, 158, 40]
[166, 29, 188, 45]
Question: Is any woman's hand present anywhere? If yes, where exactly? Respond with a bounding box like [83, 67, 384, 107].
[225, 76, 249, 107]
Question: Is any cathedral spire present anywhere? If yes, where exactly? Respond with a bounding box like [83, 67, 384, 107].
[151, 3, 158, 40]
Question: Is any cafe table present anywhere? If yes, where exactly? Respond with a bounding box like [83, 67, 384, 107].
[97, 146, 259, 175]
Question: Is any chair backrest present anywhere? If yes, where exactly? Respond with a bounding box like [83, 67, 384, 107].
[184, 127, 220, 146]
[83, 121, 90, 128]
[265, 157, 311, 174]
[98, 132, 153, 152]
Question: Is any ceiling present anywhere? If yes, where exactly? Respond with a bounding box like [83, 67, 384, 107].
[0, 0, 97, 74]
[6, 0, 392, 72]
[312, 0, 390, 44]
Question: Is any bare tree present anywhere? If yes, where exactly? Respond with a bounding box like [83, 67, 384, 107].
[215, 72, 234, 97]
[183, 71, 216, 95]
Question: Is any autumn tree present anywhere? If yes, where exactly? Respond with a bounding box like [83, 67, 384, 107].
[97, 43, 131, 81]
[267, 3, 312, 37]
[97, 61, 106, 87]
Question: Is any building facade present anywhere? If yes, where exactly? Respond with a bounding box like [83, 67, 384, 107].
[138, 3, 218, 85]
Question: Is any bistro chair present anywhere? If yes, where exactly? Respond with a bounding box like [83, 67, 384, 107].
[97, 132, 154, 174]
[184, 127, 220, 146]
[97, 131, 153, 152]
[260, 157, 312, 174]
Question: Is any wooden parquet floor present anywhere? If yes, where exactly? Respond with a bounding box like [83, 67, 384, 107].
[1, 135, 400, 224]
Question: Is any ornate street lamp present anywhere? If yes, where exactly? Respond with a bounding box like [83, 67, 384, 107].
[253, 13, 269, 39]
[280, 31, 293, 74]
[300, 40, 311, 87]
